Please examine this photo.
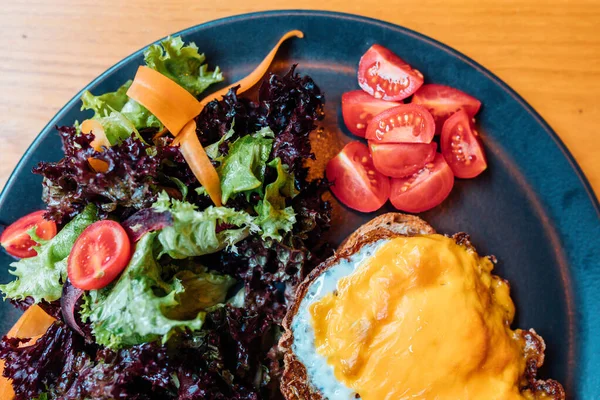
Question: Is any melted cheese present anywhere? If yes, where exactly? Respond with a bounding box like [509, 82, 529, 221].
[309, 235, 527, 400]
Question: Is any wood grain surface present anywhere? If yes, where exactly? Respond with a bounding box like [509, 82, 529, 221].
[0, 0, 598, 198]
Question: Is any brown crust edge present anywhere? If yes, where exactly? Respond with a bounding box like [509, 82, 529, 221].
[519, 329, 567, 399]
[279, 212, 565, 400]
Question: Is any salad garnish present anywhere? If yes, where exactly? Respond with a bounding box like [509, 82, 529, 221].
[0, 31, 329, 400]
[126, 30, 304, 207]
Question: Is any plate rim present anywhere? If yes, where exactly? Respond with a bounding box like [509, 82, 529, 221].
[1, 9, 598, 396]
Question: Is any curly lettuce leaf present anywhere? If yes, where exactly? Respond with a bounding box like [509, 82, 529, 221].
[80, 81, 161, 145]
[165, 269, 235, 320]
[144, 36, 224, 97]
[82, 233, 233, 349]
[81, 82, 129, 114]
[254, 158, 298, 240]
[79, 35, 222, 144]
[218, 127, 275, 204]
[153, 192, 258, 259]
[94, 110, 140, 145]
[205, 124, 235, 161]
[0, 205, 98, 303]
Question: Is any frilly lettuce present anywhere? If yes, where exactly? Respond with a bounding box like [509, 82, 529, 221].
[153, 192, 258, 259]
[205, 124, 235, 161]
[213, 127, 298, 240]
[79, 35, 223, 144]
[82, 233, 234, 349]
[80, 81, 130, 115]
[0, 205, 98, 303]
[166, 269, 235, 320]
[144, 36, 224, 97]
[254, 158, 298, 240]
[218, 127, 274, 204]
[80, 80, 161, 145]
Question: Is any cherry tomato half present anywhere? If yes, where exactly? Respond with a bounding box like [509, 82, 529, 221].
[341, 90, 401, 138]
[365, 104, 435, 144]
[68, 220, 132, 290]
[0, 210, 57, 258]
[370, 142, 437, 178]
[389, 153, 454, 213]
[358, 44, 424, 101]
[326, 141, 390, 212]
[411, 84, 481, 134]
[441, 109, 487, 178]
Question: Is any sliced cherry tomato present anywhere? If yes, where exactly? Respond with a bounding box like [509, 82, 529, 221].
[68, 220, 132, 290]
[411, 84, 481, 134]
[341, 90, 401, 137]
[358, 44, 424, 101]
[441, 109, 487, 178]
[0, 210, 57, 258]
[389, 153, 454, 213]
[326, 141, 390, 212]
[365, 104, 435, 144]
[369, 142, 437, 178]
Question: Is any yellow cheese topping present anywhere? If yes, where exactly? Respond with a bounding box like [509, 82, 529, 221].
[309, 234, 528, 400]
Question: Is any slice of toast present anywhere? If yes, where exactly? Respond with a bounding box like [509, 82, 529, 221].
[278, 213, 565, 400]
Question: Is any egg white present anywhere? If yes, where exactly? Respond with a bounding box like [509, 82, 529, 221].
[290, 239, 388, 400]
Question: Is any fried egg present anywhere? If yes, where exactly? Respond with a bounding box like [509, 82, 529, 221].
[290, 234, 534, 400]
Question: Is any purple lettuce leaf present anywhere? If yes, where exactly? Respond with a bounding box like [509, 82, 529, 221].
[32, 128, 190, 224]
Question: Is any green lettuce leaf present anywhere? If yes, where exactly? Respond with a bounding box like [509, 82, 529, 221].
[205, 123, 235, 161]
[80, 80, 161, 145]
[92, 111, 140, 145]
[79, 35, 221, 144]
[0, 205, 98, 303]
[165, 268, 235, 320]
[82, 233, 232, 349]
[218, 127, 275, 204]
[118, 93, 162, 130]
[153, 192, 258, 259]
[144, 36, 224, 97]
[254, 158, 298, 241]
[80, 81, 130, 115]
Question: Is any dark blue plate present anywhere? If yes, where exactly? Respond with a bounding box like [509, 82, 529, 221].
[0, 10, 598, 398]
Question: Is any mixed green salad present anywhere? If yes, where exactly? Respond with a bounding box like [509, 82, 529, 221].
[0, 35, 329, 399]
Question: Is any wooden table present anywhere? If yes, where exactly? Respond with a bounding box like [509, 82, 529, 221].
[1, 0, 599, 197]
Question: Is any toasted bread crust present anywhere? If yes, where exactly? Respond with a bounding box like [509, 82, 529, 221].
[279, 213, 565, 400]
[280, 213, 434, 400]
[338, 212, 435, 250]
